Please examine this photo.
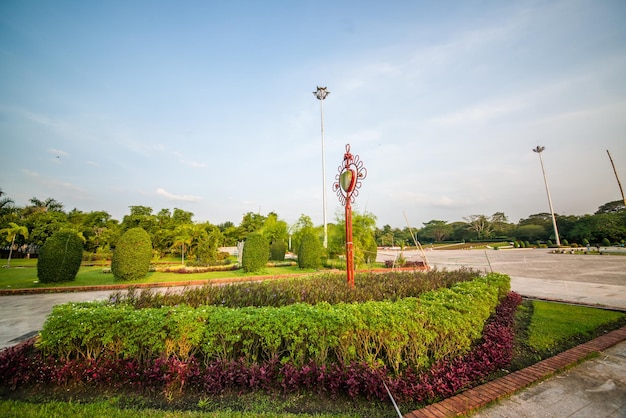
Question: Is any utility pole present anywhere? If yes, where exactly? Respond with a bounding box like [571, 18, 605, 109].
[533, 146, 561, 246]
[606, 150, 626, 208]
[313, 86, 330, 248]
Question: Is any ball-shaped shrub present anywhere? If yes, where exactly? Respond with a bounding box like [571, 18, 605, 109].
[111, 227, 152, 281]
[242, 233, 269, 273]
[270, 239, 286, 261]
[298, 230, 323, 269]
[37, 231, 84, 283]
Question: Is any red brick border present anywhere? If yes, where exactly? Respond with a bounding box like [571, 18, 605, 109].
[404, 325, 626, 417]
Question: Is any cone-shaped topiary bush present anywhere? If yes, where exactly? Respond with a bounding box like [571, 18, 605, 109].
[37, 231, 84, 283]
[111, 227, 152, 281]
[298, 230, 323, 269]
[242, 233, 269, 272]
[270, 239, 286, 261]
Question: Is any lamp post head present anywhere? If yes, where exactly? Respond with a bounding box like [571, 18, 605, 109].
[313, 86, 330, 101]
[533, 146, 545, 154]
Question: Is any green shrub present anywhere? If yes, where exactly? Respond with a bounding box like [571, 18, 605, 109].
[37, 273, 510, 372]
[298, 230, 323, 269]
[242, 233, 269, 273]
[602, 238, 611, 246]
[37, 231, 84, 283]
[270, 239, 286, 261]
[111, 227, 152, 281]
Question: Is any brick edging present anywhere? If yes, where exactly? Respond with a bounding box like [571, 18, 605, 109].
[404, 325, 626, 417]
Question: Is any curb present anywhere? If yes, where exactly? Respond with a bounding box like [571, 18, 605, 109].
[404, 325, 626, 417]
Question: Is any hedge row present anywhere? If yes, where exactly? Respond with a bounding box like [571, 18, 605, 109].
[37, 274, 509, 373]
[109, 268, 482, 309]
[2, 293, 521, 403]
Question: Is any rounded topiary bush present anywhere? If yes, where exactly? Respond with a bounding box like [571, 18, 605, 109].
[111, 227, 152, 281]
[298, 230, 323, 269]
[270, 239, 286, 261]
[37, 231, 84, 283]
[242, 233, 269, 272]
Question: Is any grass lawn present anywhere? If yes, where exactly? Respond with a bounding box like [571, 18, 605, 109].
[0, 258, 323, 290]
[0, 398, 352, 417]
[527, 300, 625, 352]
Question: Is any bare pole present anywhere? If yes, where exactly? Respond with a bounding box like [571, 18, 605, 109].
[533, 146, 561, 246]
[313, 87, 330, 248]
[403, 211, 430, 269]
[606, 150, 626, 207]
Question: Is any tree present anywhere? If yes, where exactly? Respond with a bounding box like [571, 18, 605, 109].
[37, 231, 83, 283]
[121, 206, 157, 233]
[514, 224, 546, 242]
[27, 197, 64, 213]
[219, 221, 239, 247]
[24, 211, 70, 247]
[111, 227, 152, 281]
[464, 215, 493, 239]
[490, 212, 514, 237]
[290, 214, 315, 255]
[420, 220, 452, 242]
[0, 188, 14, 216]
[595, 200, 626, 214]
[352, 211, 378, 264]
[172, 224, 194, 264]
[331, 210, 377, 265]
[241, 233, 269, 272]
[261, 212, 288, 245]
[196, 225, 223, 265]
[0, 222, 28, 267]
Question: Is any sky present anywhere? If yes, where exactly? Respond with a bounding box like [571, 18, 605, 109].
[1, 0, 625, 229]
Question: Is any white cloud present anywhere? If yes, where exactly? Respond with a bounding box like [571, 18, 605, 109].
[156, 188, 202, 202]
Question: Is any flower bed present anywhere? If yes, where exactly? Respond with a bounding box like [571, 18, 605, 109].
[0, 271, 517, 406]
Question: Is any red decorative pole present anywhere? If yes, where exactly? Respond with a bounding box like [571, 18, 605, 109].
[333, 144, 367, 288]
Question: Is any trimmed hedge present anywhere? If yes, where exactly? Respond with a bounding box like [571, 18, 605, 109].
[270, 239, 286, 261]
[37, 273, 510, 373]
[111, 227, 152, 281]
[298, 230, 323, 269]
[37, 231, 84, 283]
[241, 233, 269, 273]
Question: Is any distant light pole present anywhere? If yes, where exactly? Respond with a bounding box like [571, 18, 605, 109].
[313, 86, 330, 248]
[533, 146, 561, 246]
[333, 144, 367, 288]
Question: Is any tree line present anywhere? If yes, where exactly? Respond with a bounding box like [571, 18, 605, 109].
[1, 187, 624, 264]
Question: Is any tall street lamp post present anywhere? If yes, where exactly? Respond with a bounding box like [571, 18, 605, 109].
[313, 86, 330, 248]
[333, 144, 367, 288]
[533, 146, 561, 246]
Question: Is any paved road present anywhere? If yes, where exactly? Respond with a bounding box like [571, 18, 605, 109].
[378, 248, 626, 310]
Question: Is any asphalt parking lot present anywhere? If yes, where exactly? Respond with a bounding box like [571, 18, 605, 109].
[378, 248, 626, 310]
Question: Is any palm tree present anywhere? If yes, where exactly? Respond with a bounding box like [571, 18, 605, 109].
[172, 225, 193, 264]
[29, 197, 64, 213]
[0, 222, 29, 267]
[0, 188, 14, 214]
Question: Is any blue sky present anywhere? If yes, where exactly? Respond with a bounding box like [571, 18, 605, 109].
[1, 0, 625, 229]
